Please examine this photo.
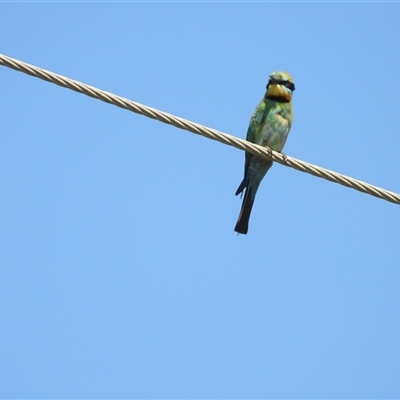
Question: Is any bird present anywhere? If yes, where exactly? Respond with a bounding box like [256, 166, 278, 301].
[234, 71, 295, 235]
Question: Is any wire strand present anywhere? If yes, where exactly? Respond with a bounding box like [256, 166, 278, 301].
[1, 53, 399, 205]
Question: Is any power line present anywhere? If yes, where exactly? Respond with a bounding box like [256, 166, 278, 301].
[1, 53, 399, 205]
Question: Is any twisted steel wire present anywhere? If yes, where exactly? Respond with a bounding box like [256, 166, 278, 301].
[1, 53, 399, 205]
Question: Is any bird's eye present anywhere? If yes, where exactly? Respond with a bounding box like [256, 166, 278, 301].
[283, 81, 295, 91]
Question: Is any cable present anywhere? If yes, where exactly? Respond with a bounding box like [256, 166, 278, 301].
[1, 53, 399, 205]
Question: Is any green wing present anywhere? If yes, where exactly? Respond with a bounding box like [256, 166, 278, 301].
[243, 98, 272, 173]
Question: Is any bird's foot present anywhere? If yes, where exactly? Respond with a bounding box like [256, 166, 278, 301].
[265, 147, 273, 160]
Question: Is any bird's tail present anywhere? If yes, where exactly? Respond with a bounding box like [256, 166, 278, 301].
[234, 180, 254, 235]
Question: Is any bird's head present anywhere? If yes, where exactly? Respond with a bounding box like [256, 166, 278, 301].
[265, 71, 295, 102]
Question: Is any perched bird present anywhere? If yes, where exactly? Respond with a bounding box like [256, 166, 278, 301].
[234, 71, 295, 234]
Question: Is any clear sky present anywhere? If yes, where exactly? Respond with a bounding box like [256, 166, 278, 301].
[1, 3, 400, 398]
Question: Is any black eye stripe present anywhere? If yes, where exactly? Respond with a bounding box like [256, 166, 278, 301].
[267, 78, 295, 91]
[283, 81, 295, 91]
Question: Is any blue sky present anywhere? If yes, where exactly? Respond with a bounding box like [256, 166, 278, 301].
[1, 3, 400, 398]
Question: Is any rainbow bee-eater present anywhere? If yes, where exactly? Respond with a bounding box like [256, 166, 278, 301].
[235, 71, 295, 234]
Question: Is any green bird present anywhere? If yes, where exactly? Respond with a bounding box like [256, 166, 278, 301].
[235, 71, 295, 234]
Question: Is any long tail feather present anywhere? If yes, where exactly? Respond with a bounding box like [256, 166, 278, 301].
[234, 186, 254, 235]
